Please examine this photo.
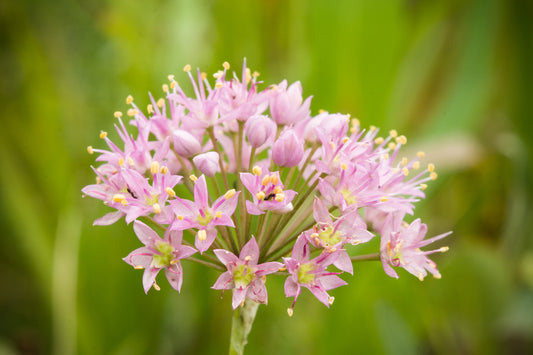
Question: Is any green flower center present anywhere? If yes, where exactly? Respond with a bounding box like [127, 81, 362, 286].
[340, 188, 357, 206]
[232, 264, 256, 288]
[145, 193, 159, 206]
[318, 226, 343, 246]
[152, 241, 175, 268]
[196, 208, 214, 226]
[297, 262, 316, 284]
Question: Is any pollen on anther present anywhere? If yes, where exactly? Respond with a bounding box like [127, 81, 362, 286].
[153, 283, 161, 291]
[215, 82, 223, 89]
[201, 72, 207, 80]
[328, 296, 335, 305]
[402, 167, 409, 176]
[342, 137, 349, 144]
[374, 137, 384, 145]
[121, 200, 128, 206]
[87, 146, 94, 154]
[118, 158, 124, 166]
[380, 196, 389, 202]
[112, 194, 125, 202]
[420, 183, 428, 190]
[269, 174, 279, 185]
[370, 125, 377, 132]
[224, 189, 236, 199]
[134, 265, 144, 270]
[165, 187, 176, 197]
[189, 174, 198, 182]
[177, 215, 184, 220]
[100, 131, 107, 139]
[440, 246, 449, 253]
[162, 84, 169, 92]
[341, 163, 348, 170]
[147, 104, 154, 114]
[396, 135, 407, 145]
[261, 175, 270, 186]
[388, 142, 397, 150]
[413, 161, 420, 170]
[428, 163, 435, 172]
[274, 186, 283, 194]
[389, 129, 398, 138]
[430, 172, 438, 180]
[183, 64, 191, 72]
[126, 95, 134, 104]
[216, 211, 222, 218]
[256, 191, 265, 200]
[153, 203, 161, 214]
[222, 61, 230, 70]
[168, 74, 175, 81]
[275, 193, 285, 202]
[252, 71, 260, 78]
[253, 166, 262, 176]
[157, 98, 165, 108]
[151, 161, 160, 175]
[198, 230, 207, 241]
[160, 166, 169, 174]
[417, 151, 425, 159]
[127, 157, 135, 166]
[127, 108, 138, 116]
[401, 157, 408, 166]
[287, 308, 294, 317]
[114, 111, 123, 118]
[170, 81, 177, 89]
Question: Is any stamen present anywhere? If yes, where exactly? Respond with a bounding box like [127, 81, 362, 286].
[222, 61, 230, 70]
[168, 74, 175, 81]
[224, 189, 236, 199]
[160, 166, 169, 174]
[261, 175, 270, 186]
[165, 187, 176, 197]
[402, 167, 409, 176]
[183, 64, 191, 72]
[420, 183, 428, 190]
[121, 200, 128, 206]
[153, 203, 161, 214]
[342, 137, 349, 144]
[428, 163, 435, 172]
[256, 191, 265, 200]
[201, 72, 207, 80]
[278, 267, 286, 271]
[275, 193, 285, 202]
[151, 161, 160, 175]
[127, 157, 135, 166]
[189, 175, 198, 182]
[162, 84, 169, 93]
[170, 259, 180, 265]
[374, 137, 384, 144]
[153, 282, 161, 291]
[252, 71, 260, 78]
[253, 166, 262, 176]
[126, 95, 134, 104]
[157, 98, 165, 108]
[112, 194, 126, 202]
[341, 163, 348, 170]
[417, 151, 425, 158]
[134, 265, 144, 270]
[382, 154, 389, 160]
[198, 229, 207, 241]
[370, 125, 377, 132]
[269, 174, 279, 185]
[401, 157, 408, 166]
[328, 297, 335, 305]
[87, 146, 94, 154]
[413, 161, 420, 170]
[388, 142, 396, 150]
[147, 104, 154, 114]
[215, 82, 223, 88]
[114, 111, 123, 118]
[118, 158, 124, 166]
[100, 131, 107, 139]
[439, 246, 449, 252]
[389, 130, 398, 138]
[170, 81, 177, 89]
[287, 308, 294, 317]
[177, 215, 184, 220]
[127, 108, 138, 116]
[244, 255, 252, 262]
[430, 172, 438, 180]
[273, 186, 283, 194]
[380, 196, 389, 202]
[351, 118, 360, 127]
[216, 211, 222, 218]
[396, 135, 407, 145]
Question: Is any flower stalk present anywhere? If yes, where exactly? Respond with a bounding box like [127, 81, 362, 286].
[229, 299, 259, 355]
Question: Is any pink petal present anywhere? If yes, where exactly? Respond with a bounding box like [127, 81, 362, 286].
[284, 277, 300, 298]
[239, 237, 259, 263]
[319, 275, 347, 290]
[164, 264, 183, 291]
[133, 220, 160, 246]
[246, 201, 264, 215]
[232, 287, 247, 309]
[93, 211, 124, 225]
[214, 249, 239, 266]
[333, 251, 353, 274]
[256, 261, 284, 276]
[195, 228, 217, 253]
[193, 175, 209, 209]
[123, 247, 153, 268]
[308, 285, 330, 307]
[313, 198, 331, 224]
[212, 271, 234, 290]
[142, 268, 159, 293]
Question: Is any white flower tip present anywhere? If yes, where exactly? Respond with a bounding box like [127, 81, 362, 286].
[287, 308, 294, 317]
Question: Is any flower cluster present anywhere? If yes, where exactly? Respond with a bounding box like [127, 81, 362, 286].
[83, 60, 450, 314]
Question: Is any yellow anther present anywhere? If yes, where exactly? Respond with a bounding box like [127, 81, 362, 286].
[413, 161, 420, 170]
[134, 265, 144, 270]
[168, 74, 175, 81]
[370, 125, 377, 131]
[198, 229, 207, 241]
[100, 131, 107, 139]
[341, 163, 348, 170]
[287, 308, 294, 317]
[388, 142, 397, 150]
[433, 273, 442, 279]
[380, 196, 389, 202]
[245, 68, 251, 83]
[153, 203, 161, 214]
[177, 215, 184, 220]
[118, 158, 124, 166]
[401, 157, 408, 166]
[244, 255, 252, 262]
[428, 163, 435, 172]
[147, 104, 154, 114]
[261, 175, 270, 186]
[189, 174, 198, 182]
[417, 151, 425, 158]
[328, 297, 335, 305]
[151, 161, 160, 175]
[440, 246, 449, 253]
[275, 193, 285, 202]
[253, 166, 262, 176]
[274, 186, 283, 194]
[165, 187, 176, 197]
[126, 95, 134, 104]
[216, 211, 222, 218]
[201, 72, 207, 80]
[121, 199, 128, 206]
[157, 98, 165, 108]
[224, 189, 236, 199]
[162, 84, 169, 92]
[252, 71, 260, 78]
[402, 221, 409, 228]
[420, 183, 428, 190]
[153, 282, 161, 291]
[396, 135, 407, 145]
[213, 71, 223, 79]
[278, 267, 287, 271]
[393, 168, 400, 173]
[402, 167, 409, 176]
[87, 146, 94, 154]
[160, 166, 168, 174]
[127, 108, 138, 116]
[374, 137, 384, 144]
[215, 82, 223, 89]
[382, 154, 389, 160]
[114, 111, 123, 118]
[112, 194, 126, 203]
[350, 127, 357, 133]
[95, 177, 101, 184]
[389, 130, 398, 138]
[183, 64, 191, 72]
[222, 61, 230, 70]
[318, 109, 326, 114]
[170, 259, 180, 265]
[256, 191, 266, 200]
[430, 172, 438, 180]
[342, 137, 349, 144]
[351, 118, 360, 127]
[127, 157, 135, 166]
[170, 81, 177, 89]
[329, 141, 336, 150]
[418, 273, 425, 281]
[269, 174, 279, 185]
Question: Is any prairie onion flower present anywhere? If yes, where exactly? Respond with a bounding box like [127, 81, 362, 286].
[83, 60, 450, 316]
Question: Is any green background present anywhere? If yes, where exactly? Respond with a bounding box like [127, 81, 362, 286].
[1, 0, 532, 354]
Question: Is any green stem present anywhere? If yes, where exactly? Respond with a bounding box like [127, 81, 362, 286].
[229, 299, 259, 355]
[350, 253, 380, 262]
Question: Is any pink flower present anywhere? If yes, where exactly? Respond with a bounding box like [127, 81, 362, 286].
[380, 213, 451, 280]
[244, 115, 277, 148]
[270, 80, 312, 125]
[272, 128, 305, 167]
[123, 221, 197, 293]
[193, 152, 220, 177]
[283, 235, 347, 311]
[240, 168, 296, 215]
[170, 175, 239, 253]
[213, 237, 283, 309]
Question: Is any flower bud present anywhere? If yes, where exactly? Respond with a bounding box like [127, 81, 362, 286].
[272, 129, 304, 167]
[244, 115, 277, 148]
[193, 152, 220, 177]
[270, 80, 312, 125]
[173, 129, 202, 157]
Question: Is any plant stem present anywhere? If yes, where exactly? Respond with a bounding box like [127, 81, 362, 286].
[229, 299, 259, 355]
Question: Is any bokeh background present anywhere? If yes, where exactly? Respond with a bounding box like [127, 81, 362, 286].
[1, 0, 532, 354]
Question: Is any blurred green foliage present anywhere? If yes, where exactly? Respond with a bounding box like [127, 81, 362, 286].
[1, 0, 532, 354]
